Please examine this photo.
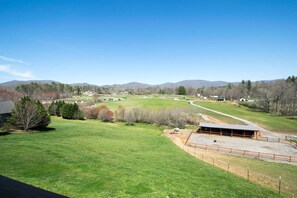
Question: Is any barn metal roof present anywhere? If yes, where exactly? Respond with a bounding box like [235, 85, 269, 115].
[0, 100, 14, 114]
[199, 122, 260, 131]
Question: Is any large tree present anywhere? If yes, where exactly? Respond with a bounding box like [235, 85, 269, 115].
[11, 97, 51, 131]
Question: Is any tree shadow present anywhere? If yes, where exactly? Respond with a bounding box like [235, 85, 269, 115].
[37, 127, 56, 133]
[0, 132, 10, 136]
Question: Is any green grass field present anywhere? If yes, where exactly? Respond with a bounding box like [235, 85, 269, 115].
[101, 95, 190, 111]
[194, 101, 297, 134]
[0, 117, 280, 197]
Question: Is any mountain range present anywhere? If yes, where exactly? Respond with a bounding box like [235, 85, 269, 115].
[0, 80, 230, 88]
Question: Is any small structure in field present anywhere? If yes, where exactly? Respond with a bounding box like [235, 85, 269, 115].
[173, 128, 180, 133]
[0, 100, 14, 127]
[217, 96, 225, 102]
[197, 122, 260, 138]
[239, 98, 247, 102]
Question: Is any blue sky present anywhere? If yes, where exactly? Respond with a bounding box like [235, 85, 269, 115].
[0, 0, 296, 85]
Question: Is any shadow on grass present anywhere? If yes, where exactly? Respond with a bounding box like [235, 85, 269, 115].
[36, 127, 56, 133]
[0, 132, 10, 136]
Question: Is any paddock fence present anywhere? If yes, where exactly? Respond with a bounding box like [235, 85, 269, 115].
[186, 142, 297, 163]
[164, 130, 297, 197]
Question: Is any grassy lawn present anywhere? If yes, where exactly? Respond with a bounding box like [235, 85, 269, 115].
[0, 117, 281, 197]
[101, 95, 190, 111]
[194, 101, 297, 134]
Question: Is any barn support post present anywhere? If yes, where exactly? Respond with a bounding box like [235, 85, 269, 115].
[279, 176, 282, 194]
[247, 167, 250, 181]
[184, 132, 192, 145]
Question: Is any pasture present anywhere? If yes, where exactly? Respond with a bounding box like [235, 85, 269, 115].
[100, 95, 190, 111]
[0, 117, 279, 197]
[194, 101, 297, 134]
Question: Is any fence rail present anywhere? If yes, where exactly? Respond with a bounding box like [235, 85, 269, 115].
[186, 142, 297, 163]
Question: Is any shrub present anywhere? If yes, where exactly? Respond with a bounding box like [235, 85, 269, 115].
[97, 105, 113, 122]
[115, 106, 125, 122]
[62, 103, 84, 120]
[83, 106, 100, 119]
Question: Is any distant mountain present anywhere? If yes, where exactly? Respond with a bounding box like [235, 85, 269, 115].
[0, 80, 60, 87]
[70, 83, 98, 87]
[0, 79, 230, 88]
[103, 82, 151, 89]
[158, 80, 229, 88]
[1, 79, 280, 89]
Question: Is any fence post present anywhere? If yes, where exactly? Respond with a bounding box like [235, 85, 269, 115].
[202, 154, 204, 161]
[247, 167, 250, 181]
[243, 150, 246, 155]
[289, 156, 292, 162]
[212, 158, 215, 166]
[279, 176, 282, 194]
[273, 154, 275, 160]
[227, 163, 230, 172]
[205, 145, 207, 150]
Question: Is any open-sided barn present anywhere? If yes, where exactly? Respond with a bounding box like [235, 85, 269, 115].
[197, 122, 261, 138]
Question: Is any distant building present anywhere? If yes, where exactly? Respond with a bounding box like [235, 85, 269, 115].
[217, 96, 225, 102]
[0, 100, 14, 127]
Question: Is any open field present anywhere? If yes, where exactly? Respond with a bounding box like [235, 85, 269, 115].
[101, 95, 190, 111]
[0, 117, 280, 197]
[194, 101, 297, 134]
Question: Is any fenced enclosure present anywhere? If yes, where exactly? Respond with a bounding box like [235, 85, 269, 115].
[164, 130, 297, 197]
[186, 142, 297, 163]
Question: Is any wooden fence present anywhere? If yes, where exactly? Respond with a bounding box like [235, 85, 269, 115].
[164, 131, 297, 196]
[186, 142, 297, 163]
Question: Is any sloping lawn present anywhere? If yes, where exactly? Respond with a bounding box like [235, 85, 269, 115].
[195, 101, 297, 134]
[0, 117, 280, 197]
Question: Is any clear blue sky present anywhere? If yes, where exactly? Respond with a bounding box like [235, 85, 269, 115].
[0, 0, 296, 85]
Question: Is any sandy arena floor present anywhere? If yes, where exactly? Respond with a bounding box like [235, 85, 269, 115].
[188, 133, 297, 156]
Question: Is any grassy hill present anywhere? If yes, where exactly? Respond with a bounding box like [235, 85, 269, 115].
[0, 117, 280, 197]
[194, 101, 297, 134]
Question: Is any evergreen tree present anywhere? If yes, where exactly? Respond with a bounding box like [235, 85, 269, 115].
[177, 86, 186, 95]
[247, 80, 252, 92]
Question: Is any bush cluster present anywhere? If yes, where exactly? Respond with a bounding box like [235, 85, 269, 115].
[49, 101, 84, 120]
[83, 105, 113, 122]
[124, 107, 201, 128]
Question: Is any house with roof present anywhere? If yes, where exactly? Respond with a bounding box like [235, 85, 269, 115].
[0, 100, 14, 127]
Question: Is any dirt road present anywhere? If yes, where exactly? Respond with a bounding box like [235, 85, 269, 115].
[189, 101, 292, 139]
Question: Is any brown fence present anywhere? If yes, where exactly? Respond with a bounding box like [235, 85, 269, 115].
[164, 130, 297, 196]
[186, 142, 297, 163]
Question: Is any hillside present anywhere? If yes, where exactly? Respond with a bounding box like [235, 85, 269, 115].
[0, 117, 279, 197]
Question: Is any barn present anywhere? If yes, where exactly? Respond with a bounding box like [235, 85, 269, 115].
[197, 122, 260, 138]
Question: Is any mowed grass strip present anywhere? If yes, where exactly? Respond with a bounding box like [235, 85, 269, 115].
[195, 101, 297, 134]
[0, 117, 280, 197]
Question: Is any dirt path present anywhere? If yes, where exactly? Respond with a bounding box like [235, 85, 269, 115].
[189, 101, 292, 139]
